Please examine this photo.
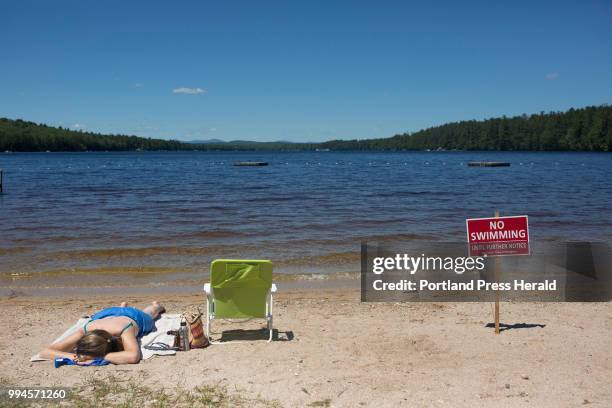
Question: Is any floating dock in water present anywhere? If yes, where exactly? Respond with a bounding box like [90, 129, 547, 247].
[467, 161, 510, 167]
[233, 161, 269, 167]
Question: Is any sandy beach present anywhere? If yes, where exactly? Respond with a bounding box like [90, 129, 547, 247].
[3, 1, 612, 407]
[2, 288, 610, 407]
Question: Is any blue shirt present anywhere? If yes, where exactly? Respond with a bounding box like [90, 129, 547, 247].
[90, 307, 156, 338]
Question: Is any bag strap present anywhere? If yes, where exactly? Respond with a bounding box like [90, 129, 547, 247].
[182, 306, 203, 323]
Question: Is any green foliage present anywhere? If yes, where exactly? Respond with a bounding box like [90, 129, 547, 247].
[0, 105, 610, 152]
[0, 119, 186, 152]
[314, 105, 612, 152]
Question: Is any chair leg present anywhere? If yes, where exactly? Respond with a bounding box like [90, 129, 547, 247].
[206, 297, 213, 341]
[267, 292, 273, 342]
[267, 315, 273, 342]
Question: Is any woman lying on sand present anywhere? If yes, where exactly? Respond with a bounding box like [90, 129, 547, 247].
[39, 301, 165, 364]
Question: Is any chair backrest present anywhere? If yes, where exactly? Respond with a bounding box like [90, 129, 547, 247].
[210, 259, 272, 318]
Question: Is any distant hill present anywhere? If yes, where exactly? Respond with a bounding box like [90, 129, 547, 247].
[0, 119, 306, 152]
[185, 139, 226, 144]
[1, 105, 610, 152]
[187, 138, 294, 144]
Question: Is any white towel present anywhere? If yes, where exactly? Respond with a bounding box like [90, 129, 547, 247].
[31, 314, 182, 362]
[140, 314, 182, 359]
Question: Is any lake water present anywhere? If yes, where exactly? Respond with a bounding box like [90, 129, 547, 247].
[1, 151, 610, 291]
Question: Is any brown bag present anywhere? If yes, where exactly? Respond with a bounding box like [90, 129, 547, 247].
[183, 308, 209, 348]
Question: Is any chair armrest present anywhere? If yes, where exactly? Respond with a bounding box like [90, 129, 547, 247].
[207, 282, 276, 293]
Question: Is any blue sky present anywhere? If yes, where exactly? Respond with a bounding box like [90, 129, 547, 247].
[1, 1, 611, 142]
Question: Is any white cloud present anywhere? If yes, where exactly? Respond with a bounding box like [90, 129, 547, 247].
[545, 72, 559, 80]
[71, 123, 85, 129]
[172, 87, 207, 94]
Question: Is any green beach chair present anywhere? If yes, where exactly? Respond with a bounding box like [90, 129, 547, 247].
[204, 259, 277, 342]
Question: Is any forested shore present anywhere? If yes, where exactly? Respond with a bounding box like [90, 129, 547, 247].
[1, 105, 610, 152]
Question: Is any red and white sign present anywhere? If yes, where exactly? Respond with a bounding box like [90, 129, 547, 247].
[466, 215, 529, 257]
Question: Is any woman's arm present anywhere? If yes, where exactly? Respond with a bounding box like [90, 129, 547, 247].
[103, 326, 141, 364]
[38, 330, 83, 361]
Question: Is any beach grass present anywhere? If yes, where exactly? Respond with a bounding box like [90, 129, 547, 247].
[1, 375, 281, 408]
[307, 398, 333, 407]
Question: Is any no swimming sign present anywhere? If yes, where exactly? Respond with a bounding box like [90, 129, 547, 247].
[466, 215, 530, 257]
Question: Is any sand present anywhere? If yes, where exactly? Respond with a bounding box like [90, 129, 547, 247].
[1, 288, 610, 407]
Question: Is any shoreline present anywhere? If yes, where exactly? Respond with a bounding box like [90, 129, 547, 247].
[0, 272, 360, 298]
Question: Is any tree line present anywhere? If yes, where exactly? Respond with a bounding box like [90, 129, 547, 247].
[315, 105, 611, 151]
[0, 105, 610, 152]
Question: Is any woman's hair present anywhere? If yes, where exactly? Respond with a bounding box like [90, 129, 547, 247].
[75, 330, 123, 358]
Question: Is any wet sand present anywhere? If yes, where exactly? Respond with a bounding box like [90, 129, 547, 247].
[0, 270, 359, 297]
